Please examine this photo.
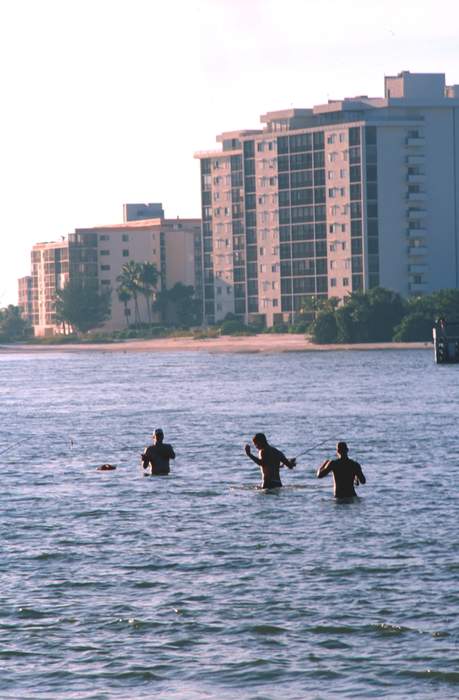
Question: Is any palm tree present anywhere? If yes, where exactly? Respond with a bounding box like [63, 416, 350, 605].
[117, 261, 142, 325]
[139, 262, 159, 324]
[117, 286, 132, 328]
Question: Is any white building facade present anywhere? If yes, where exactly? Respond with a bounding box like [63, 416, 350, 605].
[196, 71, 459, 326]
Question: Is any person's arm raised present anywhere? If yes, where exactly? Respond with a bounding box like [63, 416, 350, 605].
[245, 444, 262, 465]
[317, 459, 332, 479]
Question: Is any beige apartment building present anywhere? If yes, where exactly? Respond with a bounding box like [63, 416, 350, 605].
[28, 240, 71, 335]
[196, 71, 459, 327]
[78, 216, 201, 332]
[21, 207, 201, 336]
[18, 275, 33, 322]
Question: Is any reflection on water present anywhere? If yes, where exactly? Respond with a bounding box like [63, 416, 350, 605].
[1, 348, 459, 699]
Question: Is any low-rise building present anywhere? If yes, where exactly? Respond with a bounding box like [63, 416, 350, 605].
[21, 206, 201, 336]
[17, 275, 33, 323]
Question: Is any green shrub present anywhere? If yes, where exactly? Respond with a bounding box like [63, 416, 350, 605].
[393, 312, 433, 342]
[310, 311, 338, 344]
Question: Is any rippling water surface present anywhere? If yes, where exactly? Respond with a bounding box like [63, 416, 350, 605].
[1, 347, 458, 699]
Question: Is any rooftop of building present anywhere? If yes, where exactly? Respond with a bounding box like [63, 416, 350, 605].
[78, 216, 200, 232]
[195, 71, 459, 157]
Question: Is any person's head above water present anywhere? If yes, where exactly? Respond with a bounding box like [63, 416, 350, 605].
[153, 428, 164, 443]
[253, 433, 268, 449]
[336, 441, 348, 458]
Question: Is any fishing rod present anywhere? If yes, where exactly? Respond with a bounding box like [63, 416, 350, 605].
[296, 436, 334, 459]
[0, 436, 30, 457]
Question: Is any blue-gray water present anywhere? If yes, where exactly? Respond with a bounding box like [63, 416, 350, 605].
[1, 348, 458, 699]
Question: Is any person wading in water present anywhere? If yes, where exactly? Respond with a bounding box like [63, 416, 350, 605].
[317, 441, 366, 499]
[244, 433, 296, 489]
[141, 429, 175, 475]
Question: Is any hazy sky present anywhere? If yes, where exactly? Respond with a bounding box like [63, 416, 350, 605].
[1, 0, 459, 304]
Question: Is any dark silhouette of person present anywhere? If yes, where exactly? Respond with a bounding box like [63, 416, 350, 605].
[245, 433, 296, 489]
[141, 429, 175, 475]
[317, 441, 366, 498]
[437, 317, 448, 337]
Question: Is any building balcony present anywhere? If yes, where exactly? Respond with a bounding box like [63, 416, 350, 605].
[408, 246, 428, 256]
[407, 208, 426, 219]
[408, 264, 428, 273]
[406, 137, 425, 147]
[407, 174, 426, 183]
[407, 228, 426, 239]
[407, 192, 427, 202]
[406, 155, 425, 165]
[409, 282, 428, 292]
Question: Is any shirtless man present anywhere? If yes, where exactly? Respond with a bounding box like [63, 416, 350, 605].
[245, 433, 296, 489]
[317, 441, 366, 498]
[141, 429, 175, 475]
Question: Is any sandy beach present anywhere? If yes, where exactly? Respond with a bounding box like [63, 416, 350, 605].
[0, 334, 432, 353]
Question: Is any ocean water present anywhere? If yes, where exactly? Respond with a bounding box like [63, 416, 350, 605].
[0, 347, 458, 699]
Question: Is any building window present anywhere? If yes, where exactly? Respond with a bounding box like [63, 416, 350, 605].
[101, 280, 111, 285]
[100, 250, 110, 256]
[122, 234, 129, 242]
[343, 277, 349, 286]
[99, 235, 109, 241]
[100, 264, 111, 271]
[330, 278, 337, 287]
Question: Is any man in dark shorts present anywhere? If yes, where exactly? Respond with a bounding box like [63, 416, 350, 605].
[317, 441, 366, 498]
[141, 429, 175, 475]
[244, 433, 296, 489]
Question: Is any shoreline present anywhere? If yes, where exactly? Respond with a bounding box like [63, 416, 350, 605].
[0, 334, 433, 354]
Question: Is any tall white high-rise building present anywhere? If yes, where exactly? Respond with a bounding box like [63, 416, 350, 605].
[195, 71, 459, 327]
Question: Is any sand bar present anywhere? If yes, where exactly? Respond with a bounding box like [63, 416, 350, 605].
[0, 334, 432, 354]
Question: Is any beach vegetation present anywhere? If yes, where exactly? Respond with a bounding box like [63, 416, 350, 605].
[309, 287, 459, 344]
[155, 283, 203, 327]
[0, 305, 33, 342]
[55, 281, 112, 334]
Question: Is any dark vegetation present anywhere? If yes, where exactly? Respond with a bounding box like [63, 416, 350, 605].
[3, 286, 458, 345]
[309, 288, 459, 344]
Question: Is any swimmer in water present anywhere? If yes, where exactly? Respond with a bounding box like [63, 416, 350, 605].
[244, 433, 296, 489]
[141, 429, 175, 475]
[316, 441, 366, 498]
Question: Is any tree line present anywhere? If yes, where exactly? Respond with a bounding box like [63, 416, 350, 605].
[308, 287, 459, 344]
[0, 305, 32, 342]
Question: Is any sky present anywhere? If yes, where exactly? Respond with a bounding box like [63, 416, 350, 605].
[1, 0, 459, 305]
